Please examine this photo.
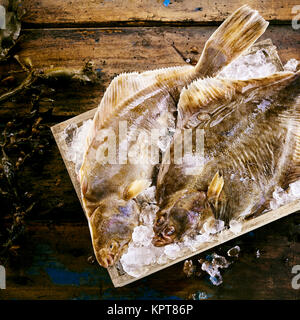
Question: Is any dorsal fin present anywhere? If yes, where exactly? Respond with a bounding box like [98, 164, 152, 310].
[286, 125, 300, 186]
[207, 171, 224, 202]
[280, 71, 300, 186]
[84, 66, 191, 150]
[177, 72, 295, 128]
[97, 66, 191, 129]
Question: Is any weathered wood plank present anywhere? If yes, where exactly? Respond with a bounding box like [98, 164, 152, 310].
[0, 217, 299, 299]
[1, 26, 299, 120]
[48, 37, 300, 287]
[49, 38, 299, 284]
[22, 0, 300, 27]
[0, 25, 299, 221]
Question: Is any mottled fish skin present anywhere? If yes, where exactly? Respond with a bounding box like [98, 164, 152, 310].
[79, 6, 269, 267]
[153, 71, 300, 246]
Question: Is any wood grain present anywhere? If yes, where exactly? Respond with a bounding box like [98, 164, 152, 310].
[1, 0, 300, 298]
[0, 25, 299, 221]
[0, 215, 299, 299]
[22, 0, 300, 27]
[51, 99, 300, 287]
[50, 38, 300, 288]
[1, 26, 299, 120]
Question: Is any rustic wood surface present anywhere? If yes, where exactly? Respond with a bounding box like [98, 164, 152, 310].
[0, 0, 300, 300]
[22, 0, 300, 26]
[50, 68, 300, 288]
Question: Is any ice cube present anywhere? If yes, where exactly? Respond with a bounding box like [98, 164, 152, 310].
[192, 291, 208, 300]
[136, 186, 157, 204]
[120, 245, 157, 277]
[272, 186, 284, 201]
[284, 59, 299, 72]
[201, 260, 223, 286]
[289, 180, 300, 198]
[203, 219, 225, 234]
[212, 253, 231, 269]
[62, 120, 93, 175]
[229, 219, 243, 234]
[182, 236, 198, 252]
[209, 274, 223, 286]
[131, 225, 154, 247]
[227, 245, 241, 258]
[61, 123, 78, 146]
[139, 203, 159, 226]
[183, 233, 213, 252]
[200, 253, 229, 286]
[155, 111, 176, 153]
[164, 243, 181, 260]
[219, 50, 277, 80]
[157, 253, 169, 265]
[269, 182, 300, 211]
[198, 232, 212, 241]
[121, 263, 150, 278]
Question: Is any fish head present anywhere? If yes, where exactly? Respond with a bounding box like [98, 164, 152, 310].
[90, 198, 140, 268]
[152, 191, 211, 246]
[152, 208, 192, 246]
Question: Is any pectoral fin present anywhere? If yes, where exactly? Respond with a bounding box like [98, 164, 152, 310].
[207, 172, 224, 202]
[206, 172, 228, 220]
[123, 179, 151, 200]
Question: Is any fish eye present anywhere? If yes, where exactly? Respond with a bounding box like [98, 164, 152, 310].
[156, 216, 165, 226]
[109, 241, 119, 250]
[165, 226, 175, 236]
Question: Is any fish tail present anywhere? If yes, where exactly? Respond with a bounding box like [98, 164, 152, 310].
[195, 5, 268, 77]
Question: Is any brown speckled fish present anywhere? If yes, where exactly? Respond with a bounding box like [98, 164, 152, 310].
[153, 71, 300, 246]
[79, 6, 268, 268]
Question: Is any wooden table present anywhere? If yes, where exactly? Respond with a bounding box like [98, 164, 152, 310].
[0, 0, 300, 300]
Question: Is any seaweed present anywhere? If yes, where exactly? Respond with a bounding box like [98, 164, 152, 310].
[0, 0, 101, 264]
[0, 89, 54, 264]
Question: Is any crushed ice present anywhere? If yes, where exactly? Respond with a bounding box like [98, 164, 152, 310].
[229, 219, 243, 234]
[269, 181, 300, 210]
[191, 291, 208, 300]
[60, 119, 93, 175]
[119, 186, 228, 277]
[219, 49, 277, 80]
[283, 58, 299, 72]
[60, 48, 300, 279]
[227, 245, 241, 258]
[203, 218, 225, 234]
[200, 253, 231, 286]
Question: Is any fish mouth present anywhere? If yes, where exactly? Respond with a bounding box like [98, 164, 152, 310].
[98, 249, 116, 268]
[152, 234, 174, 247]
[97, 242, 129, 268]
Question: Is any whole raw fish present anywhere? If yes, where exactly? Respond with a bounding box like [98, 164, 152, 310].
[79, 6, 268, 267]
[153, 71, 300, 246]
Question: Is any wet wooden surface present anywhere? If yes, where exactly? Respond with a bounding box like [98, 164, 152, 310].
[0, 0, 300, 300]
